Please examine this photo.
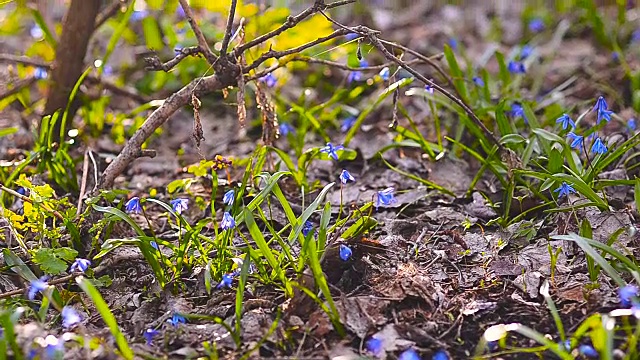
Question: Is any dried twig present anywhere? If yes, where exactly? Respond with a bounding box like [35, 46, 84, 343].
[144, 46, 204, 72]
[178, 0, 217, 64]
[0, 273, 83, 300]
[219, 0, 238, 56]
[95, 0, 128, 29]
[0, 54, 50, 68]
[0, 77, 36, 101]
[0, 183, 66, 222]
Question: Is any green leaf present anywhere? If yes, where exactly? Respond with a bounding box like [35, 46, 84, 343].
[0, 127, 17, 137]
[443, 44, 468, 101]
[142, 17, 164, 51]
[33, 248, 77, 275]
[635, 178, 640, 214]
[76, 277, 134, 359]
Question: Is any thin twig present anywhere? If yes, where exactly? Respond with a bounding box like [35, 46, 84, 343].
[231, 0, 355, 58]
[0, 273, 82, 300]
[144, 46, 204, 72]
[0, 183, 66, 222]
[76, 150, 90, 217]
[95, 0, 127, 29]
[0, 76, 36, 101]
[244, 28, 350, 73]
[177, 0, 217, 64]
[219, 0, 238, 55]
[0, 54, 50, 68]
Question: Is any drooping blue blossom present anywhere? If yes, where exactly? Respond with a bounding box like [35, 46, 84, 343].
[508, 61, 526, 74]
[340, 169, 355, 184]
[597, 108, 613, 124]
[43, 335, 64, 359]
[339, 244, 352, 261]
[170, 198, 188, 214]
[375, 187, 396, 209]
[555, 114, 575, 130]
[379, 67, 390, 81]
[628, 118, 637, 132]
[150, 241, 159, 250]
[554, 182, 577, 198]
[319, 142, 344, 161]
[612, 51, 620, 62]
[174, 45, 183, 55]
[103, 65, 114, 76]
[347, 71, 362, 83]
[509, 103, 526, 122]
[448, 37, 458, 51]
[144, 328, 160, 345]
[34, 67, 48, 80]
[341, 116, 357, 133]
[578, 344, 598, 358]
[168, 313, 186, 327]
[279, 123, 295, 136]
[398, 348, 420, 360]
[560, 339, 572, 351]
[28, 276, 49, 300]
[567, 132, 584, 150]
[528, 18, 545, 33]
[69, 258, 91, 273]
[472, 76, 484, 87]
[424, 84, 434, 94]
[432, 350, 450, 360]
[593, 96, 614, 124]
[591, 137, 608, 155]
[176, 5, 185, 18]
[131, 9, 149, 21]
[125, 197, 142, 214]
[359, 59, 369, 68]
[16, 187, 27, 196]
[30, 24, 43, 39]
[221, 212, 235, 230]
[618, 285, 638, 307]
[520, 45, 533, 59]
[223, 190, 235, 206]
[216, 274, 233, 289]
[365, 337, 383, 357]
[593, 96, 608, 113]
[632, 29, 640, 43]
[260, 73, 277, 88]
[61, 306, 81, 329]
[345, 33, 359, 41]
[302, 221, 314, 237]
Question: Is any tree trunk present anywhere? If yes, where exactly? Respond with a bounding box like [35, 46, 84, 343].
[43, 0, 101, 140]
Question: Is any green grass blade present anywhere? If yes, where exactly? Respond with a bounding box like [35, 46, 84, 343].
[76, 276, 134, 359]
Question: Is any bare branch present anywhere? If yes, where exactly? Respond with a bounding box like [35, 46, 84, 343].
[95, 0, 128, 29]
[244, 29, 350, 73]
[98, 75, 224, 189]
[144, 46, 204, 72]
[0, 77, 36, 101]
[178, 0, 217, 64]
[232, 0, 355, 58]
[219, 0, 238, 55]
[0, 54, 50, 68]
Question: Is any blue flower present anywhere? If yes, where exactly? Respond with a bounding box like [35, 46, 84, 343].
[618, 285, 638, 307]
[591, 137, 608, 154]
[69, 258, 91, 273]
[345, 33, 359, 41]
[34, 67, 48, 80]
[30, 24, 43, 39]
[174, 45, 183, 55]
[144, 328, 159, 345]
[279, 123, 295, 136]
[424, 84, 434, 94]
[529, 18, 545, 33]
[432, 350, 450, 360]
[379, 67, 390, 81]
[339, 244, 352, 261]
[168, 313, 186, 327]
[347, 70, 362, 83]
[302, 221, 314, 237]
[593, 96, 608, 113]
[125, 197, 142, 214]
[43, 335, 64, 359]
[319, 142, 344, 161]
[170, 198, 188, 214]
[597, 109, 613, 124]
[632, 29, 640, 43]
[223, 190, 235, 206]
[28, 276, 49, 300]
[150, 241, 159, 250]
[579, 344, 598, 358]
[520, 45, 533, 59]
[472, 76, 484, 87]
[612, 51, 620, 62]
[340, 169, 355, 184]
[555, 114, 575, 130]
[509, 103, 526, 122]
[61, 306, 81, 329]
[359, 59, 369, 68]
[508, 61, 526, 74]
[628, 118, 637, 132]
[567, 132, 584, 150]
[365, 337, 383, 357]
[375, 187, 396, 209]
[221, 212, 235, 230]
[341, 116, 357, 133]
[448, 37, 458, 51]
[399, 348, 420, 360]
[260, 73, 277, 88]
[216, 274, 233, 289]
[560, 339, 572, 350]
[554, 182, 577, 198]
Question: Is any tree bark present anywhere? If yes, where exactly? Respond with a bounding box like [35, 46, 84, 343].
[43, 0, 101, 139]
